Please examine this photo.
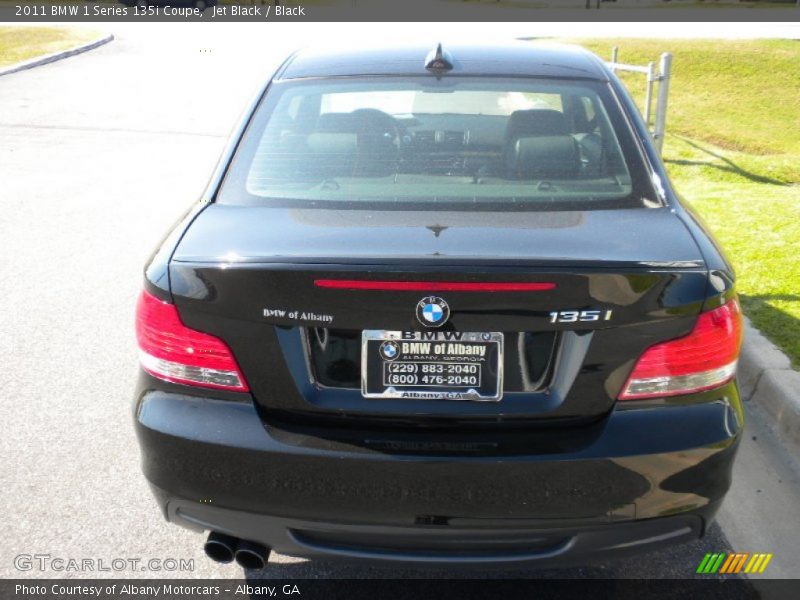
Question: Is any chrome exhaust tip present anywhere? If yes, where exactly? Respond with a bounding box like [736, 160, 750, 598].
[204, 531, 238, 564]
[234, 539, 270, 570]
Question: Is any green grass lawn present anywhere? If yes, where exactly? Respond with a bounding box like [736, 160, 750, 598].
[566, 38, 800, 366]
[666, 136, 800, 367]
[576, 39, 800, 181]
[0, 27, 103, 69]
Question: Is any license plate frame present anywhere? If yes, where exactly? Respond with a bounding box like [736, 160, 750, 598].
[361, 330, 504, 401]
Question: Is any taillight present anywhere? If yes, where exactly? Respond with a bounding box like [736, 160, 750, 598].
[135, 290, 249, 392]
[619, 297, 743, 400]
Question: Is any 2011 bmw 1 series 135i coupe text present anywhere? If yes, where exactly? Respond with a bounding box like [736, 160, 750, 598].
[134, 42, 744, 569]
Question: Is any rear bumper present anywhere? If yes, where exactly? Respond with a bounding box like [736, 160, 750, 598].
[161, 492, 712, 567]
[134, 382, 743, 565]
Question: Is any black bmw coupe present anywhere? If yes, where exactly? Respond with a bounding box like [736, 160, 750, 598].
[134, 42, 743, 569]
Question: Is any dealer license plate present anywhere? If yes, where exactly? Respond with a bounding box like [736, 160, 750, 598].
[361, 330, 504, 401]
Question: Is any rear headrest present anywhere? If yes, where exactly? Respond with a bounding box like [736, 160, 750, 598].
[310, 112, 396, 177]
[306, 132, 358, 155]
[505, 109, 569, 140]
[315, 113, 360, 133]
[315, 111, 389, 136]
[508, 135, 580, 179]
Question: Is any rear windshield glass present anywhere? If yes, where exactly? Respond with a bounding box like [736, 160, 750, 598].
[217, 77, 659, 210]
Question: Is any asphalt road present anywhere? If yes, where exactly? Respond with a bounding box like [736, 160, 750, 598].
[0, 25, 798, 584]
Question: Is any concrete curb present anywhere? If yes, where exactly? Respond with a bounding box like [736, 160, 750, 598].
[739, 317, 800, 452]
[0, 33, 114, 78]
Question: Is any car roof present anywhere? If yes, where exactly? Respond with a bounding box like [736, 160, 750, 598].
[275, 41, 609, 81]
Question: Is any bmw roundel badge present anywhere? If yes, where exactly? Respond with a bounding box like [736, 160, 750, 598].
[379, 340, 400, 361]
[416, 296, 450, 328]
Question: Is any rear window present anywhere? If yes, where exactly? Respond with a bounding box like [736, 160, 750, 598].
[217, 77, 659, 210]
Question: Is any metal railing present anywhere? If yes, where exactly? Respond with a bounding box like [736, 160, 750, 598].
[608, 47, 673, 155]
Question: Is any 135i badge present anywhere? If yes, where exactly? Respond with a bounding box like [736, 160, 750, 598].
[549, 309, 613, 323]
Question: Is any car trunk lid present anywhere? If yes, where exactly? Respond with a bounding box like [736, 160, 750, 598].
[169, 205, 708, 424]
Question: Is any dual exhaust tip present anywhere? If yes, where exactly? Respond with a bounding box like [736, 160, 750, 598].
[204, 532, 270, 570]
